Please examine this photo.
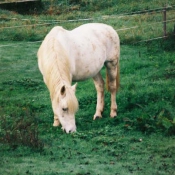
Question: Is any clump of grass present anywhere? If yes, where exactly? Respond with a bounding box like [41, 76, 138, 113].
[0, 106, 44, 150]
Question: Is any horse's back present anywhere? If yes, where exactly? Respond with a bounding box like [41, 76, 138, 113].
[68, 23, 120, 80]
[71, 23, 117, 37]
[70, 23, 119, 52]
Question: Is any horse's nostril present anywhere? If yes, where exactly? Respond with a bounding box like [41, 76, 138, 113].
[63, 126, 76, 133]
[68, 129, 76, 133]
[67, 130, 73, 133]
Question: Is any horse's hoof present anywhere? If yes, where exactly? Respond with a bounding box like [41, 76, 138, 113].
[93, 115, 102, 120]
[110, 115, 117, 118]
[110, 111, 117, 118]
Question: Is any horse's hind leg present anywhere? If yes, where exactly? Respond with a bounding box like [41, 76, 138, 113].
[105, 60, 119, 118]
[93, 72, 105, 120]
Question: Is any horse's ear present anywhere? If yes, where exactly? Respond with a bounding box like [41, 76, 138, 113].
[72, 83, 77, 92]
[60, 85, 66, 96]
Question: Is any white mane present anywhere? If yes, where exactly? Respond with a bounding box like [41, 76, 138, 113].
[38, 29, 78, 113]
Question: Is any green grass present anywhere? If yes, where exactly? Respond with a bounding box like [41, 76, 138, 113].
[1, 133, 175, 175]
[0, 1, 175, 174]
[0, 41, 175, 174]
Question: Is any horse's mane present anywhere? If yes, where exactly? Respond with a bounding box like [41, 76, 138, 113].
[38, 28, 78, 113]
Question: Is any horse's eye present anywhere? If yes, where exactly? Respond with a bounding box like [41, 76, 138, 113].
[62, 108, 68, 112]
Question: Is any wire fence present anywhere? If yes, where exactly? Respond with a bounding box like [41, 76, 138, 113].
[1, 16, 175, 30]
[0, 5, 175, 47]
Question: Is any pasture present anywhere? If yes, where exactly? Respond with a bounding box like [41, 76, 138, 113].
[0, 41, 175, 175]
[0, 0, 175, 174]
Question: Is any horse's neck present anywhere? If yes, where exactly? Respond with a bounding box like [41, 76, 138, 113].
[44, 37, 72, 101]
[48, 60, 71, 102]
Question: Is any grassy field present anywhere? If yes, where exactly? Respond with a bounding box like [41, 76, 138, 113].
[0, 41, 175, 175]
[0, 0, 175, 174]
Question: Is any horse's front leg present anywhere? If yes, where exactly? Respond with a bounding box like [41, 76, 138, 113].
[51, 98, 60, 127]
[93, 73, 105, 120]
[53, 115, 60, 126]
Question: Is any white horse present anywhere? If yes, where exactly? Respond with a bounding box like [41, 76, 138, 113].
[37, 23, 120, 133]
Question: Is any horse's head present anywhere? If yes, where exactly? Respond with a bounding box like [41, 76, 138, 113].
[52, 84, 78, 133]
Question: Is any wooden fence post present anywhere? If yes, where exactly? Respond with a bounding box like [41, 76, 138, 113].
[163, 7, 167, 38]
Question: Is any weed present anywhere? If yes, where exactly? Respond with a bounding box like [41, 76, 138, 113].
[0, 106, 44, 150]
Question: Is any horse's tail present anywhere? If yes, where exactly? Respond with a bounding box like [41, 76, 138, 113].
[106, 61, 120, 92]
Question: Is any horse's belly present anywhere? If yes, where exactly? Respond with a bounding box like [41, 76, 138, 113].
[71, 55, 105, 81]
[72, 68, 100, 81]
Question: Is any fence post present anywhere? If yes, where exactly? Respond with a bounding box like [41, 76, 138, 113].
[163, 7, 167, 38]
